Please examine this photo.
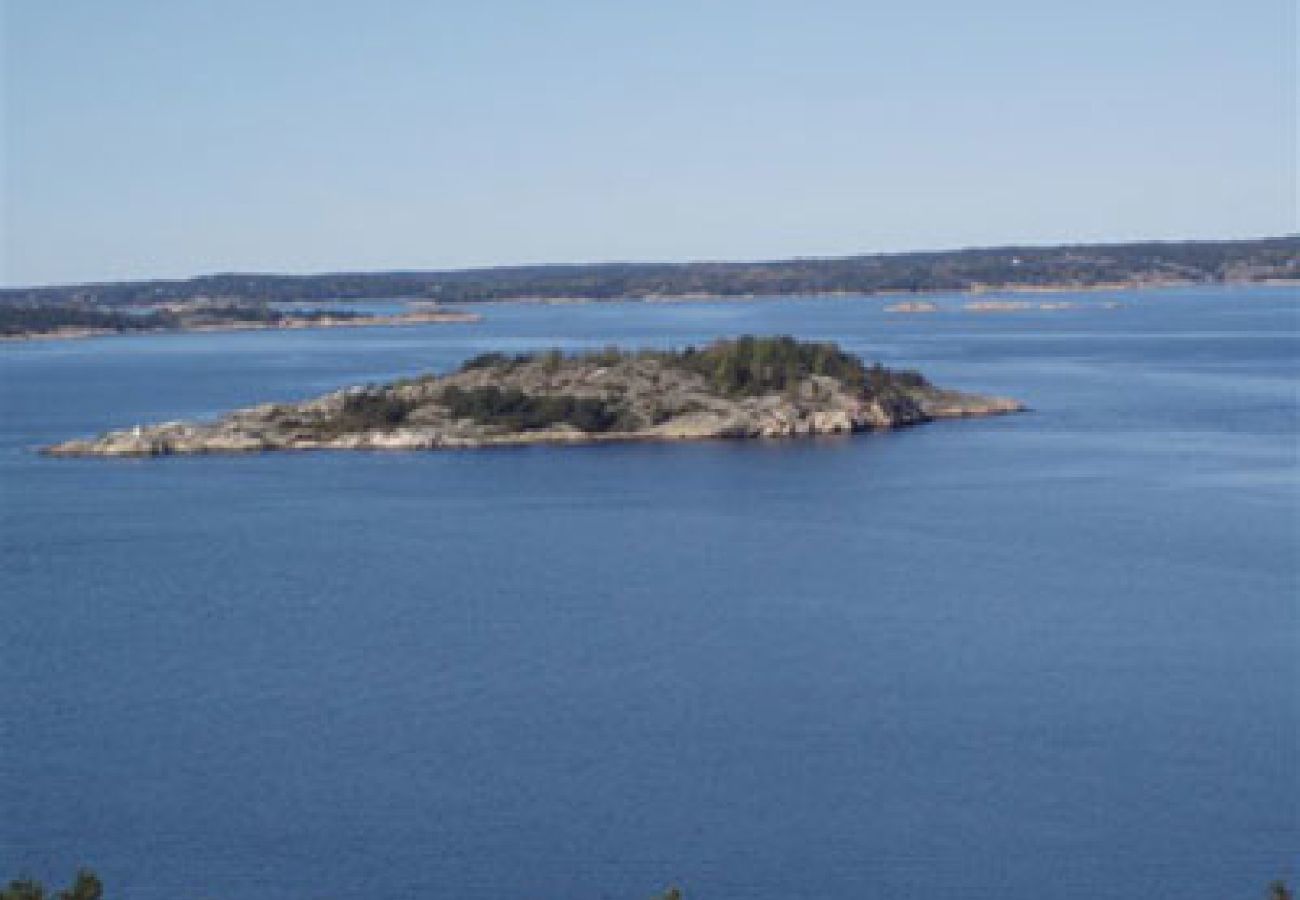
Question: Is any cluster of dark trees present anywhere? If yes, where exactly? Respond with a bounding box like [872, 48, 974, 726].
[659, 335, 896, 396]
[439, 385, 633, 433]
[2, 237, 1295, 308]
[461, 336, 926, 400]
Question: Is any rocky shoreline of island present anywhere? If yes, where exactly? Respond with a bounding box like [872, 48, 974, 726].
[42, 336, 1023, 457]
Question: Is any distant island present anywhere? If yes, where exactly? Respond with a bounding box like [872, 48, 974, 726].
[2, 236, 1295, 311]
[0, 299, 478, 341]
[43, 336, 1022, 456]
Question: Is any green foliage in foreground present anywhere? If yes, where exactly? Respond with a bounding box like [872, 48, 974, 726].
[1, 869, 101, 900]
[439, 385, 635, 433]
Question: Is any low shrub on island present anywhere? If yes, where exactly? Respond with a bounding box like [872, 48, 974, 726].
[438, 385, 633, 433]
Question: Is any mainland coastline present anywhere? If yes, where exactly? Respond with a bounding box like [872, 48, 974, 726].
[0, 300, 479, 343]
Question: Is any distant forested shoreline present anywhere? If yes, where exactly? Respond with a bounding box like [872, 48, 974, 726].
[2, 236, 1296, 308]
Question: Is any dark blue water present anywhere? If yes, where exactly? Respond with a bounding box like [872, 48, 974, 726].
[2, 287, 1296, 899]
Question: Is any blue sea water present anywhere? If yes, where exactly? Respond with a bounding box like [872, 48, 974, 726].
[1, 286, 1296, 900]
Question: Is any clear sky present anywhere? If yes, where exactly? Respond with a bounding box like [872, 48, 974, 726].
[1, 0, 1295, 287]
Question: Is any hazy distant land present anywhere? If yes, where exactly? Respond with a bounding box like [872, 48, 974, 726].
[3, 236, 1295, 313]
[0, 299, 478, 341]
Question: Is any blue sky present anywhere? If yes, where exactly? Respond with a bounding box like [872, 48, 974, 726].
[2, 0, 1295, 286]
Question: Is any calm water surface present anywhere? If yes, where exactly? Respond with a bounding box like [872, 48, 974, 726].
[2, 286, 1296, 899]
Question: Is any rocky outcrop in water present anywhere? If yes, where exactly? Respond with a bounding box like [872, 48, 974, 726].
[43, 337, 1023, 457]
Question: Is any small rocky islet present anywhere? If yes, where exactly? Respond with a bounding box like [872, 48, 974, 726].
[42, 336, 1024, 457]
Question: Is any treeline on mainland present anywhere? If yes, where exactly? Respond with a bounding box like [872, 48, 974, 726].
[2, 237, 1296, 308]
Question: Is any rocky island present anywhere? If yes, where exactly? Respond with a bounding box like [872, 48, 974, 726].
[42, 336, 1024, 457]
